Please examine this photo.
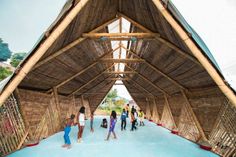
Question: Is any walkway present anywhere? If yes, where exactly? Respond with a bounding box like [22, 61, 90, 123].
[8, 116, 219, 157]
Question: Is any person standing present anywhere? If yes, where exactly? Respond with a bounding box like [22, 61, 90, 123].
[121, 109, 127, 131]
[105, 110, 117, 140]
[90, 112, 94, 132]
[125, 104, 130, 117]
[62, 114, 75, 149]
[130, 111, 137, 131]
[77, 106, 85, 143]
[139, 110, 145, 126]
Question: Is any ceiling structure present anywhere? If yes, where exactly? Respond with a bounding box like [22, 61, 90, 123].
[1, 1, 236, 156]
[0, 0, 234, 110]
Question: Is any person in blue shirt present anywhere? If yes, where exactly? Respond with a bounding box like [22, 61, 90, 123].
[121, 109, 127, 131]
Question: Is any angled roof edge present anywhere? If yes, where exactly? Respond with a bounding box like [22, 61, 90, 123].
[0, 0, 235, 95]
[161, 0, 235, 93]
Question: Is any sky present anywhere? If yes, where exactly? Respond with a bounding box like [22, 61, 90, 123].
[0, 0, 236, 100]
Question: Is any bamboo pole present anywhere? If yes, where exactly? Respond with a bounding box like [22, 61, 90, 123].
[46, 46, 120, 92]
[164, 94, 177, 128]
[0, 0, 90, 107]
[121, 45, 187, 90]
[77, 75, 113, 96]
[124, 77, 154, 97]
[33, 16, 120, 70]
[118, 12, 200, 66]
[103, 71, 136, 74]
[99, 58, 145, 63]
[52, 87, 62, 129]
[83, 33, 158, 38]
[126, 65, 169, 96]
[181, 90, 207, 140]
[69, 64, 114, 96]
[152, 0, 236, 108]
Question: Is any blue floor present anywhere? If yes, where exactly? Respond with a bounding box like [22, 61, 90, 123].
[8, 116, 219, 157]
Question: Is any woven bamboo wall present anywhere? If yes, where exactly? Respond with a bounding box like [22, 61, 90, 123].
[187, 88, 226, 138]
[209, 101, 236, 157]
[16, 89, 91, 141]
[0, 94, 26, 156]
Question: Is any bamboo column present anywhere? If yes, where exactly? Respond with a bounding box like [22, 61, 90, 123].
[164, 94, 177, 128]
[52, 87, 62, 130]
[181, 90, 207, 141]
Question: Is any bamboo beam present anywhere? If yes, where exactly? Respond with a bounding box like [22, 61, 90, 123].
[121, 45, 187, 90]
[77, 75, 113, 96]
[124, 76, 154, 97]
[69, 65, 114, 96]
[152, 0, 236, 108]
[0, 0, 90, 106]
[114, 83, 124, 85]
[52, 87, 62, 127]
[117, 13, 152, 33]
[118, 12, 200, 66]
[126, 65, 169, 96]
[33, 16, 120, 70]
[164, 94, 177, 128]
[181, 90, 207, 140]
[104, 71, 136, 74]
[153, 98, 161, 121]
[100, 58, 145, 63]
[107, 78, 130, 80]
[80, 95, 84, 106]
[83, 33, 158, 38]
[46, 47, 120, 93]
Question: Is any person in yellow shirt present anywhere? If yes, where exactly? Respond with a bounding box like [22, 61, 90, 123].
[138, 110, 145, 126]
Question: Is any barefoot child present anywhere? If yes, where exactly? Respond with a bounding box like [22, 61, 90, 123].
[105, 111, 117, 140]
[62, 114, 75, 149]
[77, 106, 85, 143]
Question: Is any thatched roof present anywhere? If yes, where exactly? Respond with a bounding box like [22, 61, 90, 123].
[0, 0, 235, 110]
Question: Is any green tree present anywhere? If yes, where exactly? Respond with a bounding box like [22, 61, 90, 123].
[0, 38, 12, 62]
[107, 89, 117, 99]
[10, 52, 27, 67]
[0, 67, 12, 81]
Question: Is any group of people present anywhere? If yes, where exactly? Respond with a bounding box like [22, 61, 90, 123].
[62, 104, 145, 149]
[121, 104, 145, 131]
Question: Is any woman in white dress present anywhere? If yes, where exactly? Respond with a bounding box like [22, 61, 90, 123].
[77, 106, 85, 143]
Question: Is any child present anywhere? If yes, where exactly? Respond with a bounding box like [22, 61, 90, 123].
[139, 110, 145, 126]
[105, 111, 117, 140]
[130, 111, 137, 131]
[90, 112, 94, 132]
[121, 109, 127, 131]
[101, 118, 108, 128]
[62, 114, 75, 149]
[77, 106, 85, 143]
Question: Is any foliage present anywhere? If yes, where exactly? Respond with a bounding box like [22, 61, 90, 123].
[0, 38, 12, 62]
[97, 89, 128, 115]
[0, 67, 12, 81]
[107, 89, 117, 99]
[10, 52, 27, 67]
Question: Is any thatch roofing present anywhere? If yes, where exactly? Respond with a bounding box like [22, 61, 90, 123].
[0, 0, 235, 111]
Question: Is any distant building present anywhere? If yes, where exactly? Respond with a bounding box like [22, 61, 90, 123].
[0, 62, 15, 71]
